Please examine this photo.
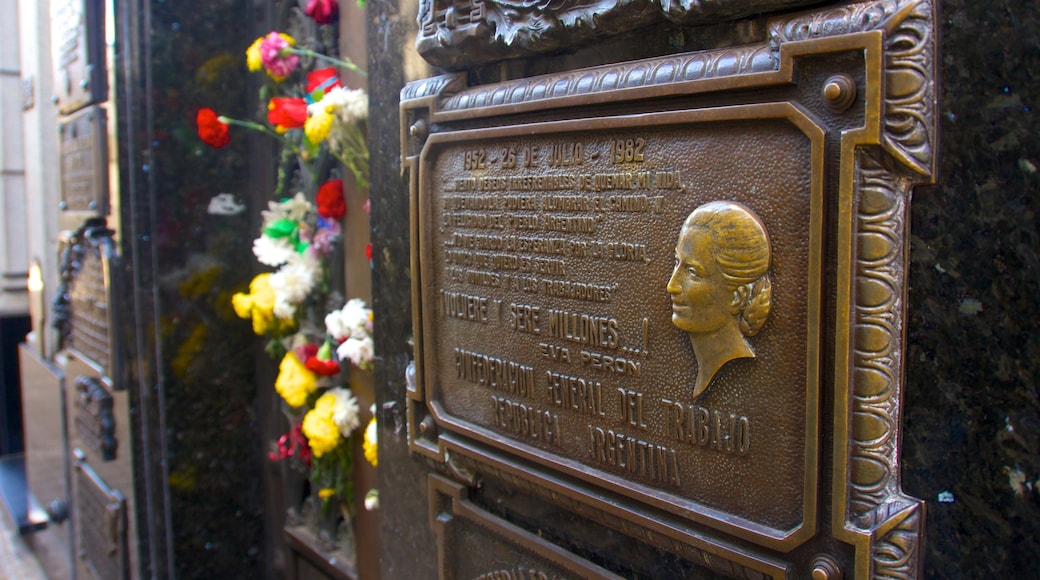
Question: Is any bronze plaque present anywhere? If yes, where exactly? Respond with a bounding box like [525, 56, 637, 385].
[59, 106, 109, 215]
[74, 376, 117, 461]
[417, 109, 822, 547]
[50, 0, 106, 114]
[404, 0, 936, 575]
[75, 457, 129, 580]
[68, 236, 112, 375]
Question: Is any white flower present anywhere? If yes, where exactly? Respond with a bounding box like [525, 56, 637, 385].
[365, 416, 377, 447]
[326, 387, 360, 436]
[323, 87, 368, 124]
[281, 192, 312, 223]
[364, 489, 379, 511]
[337, 335, 374, 367]
[268, 262, 317, 305]
[252, 235, 296, 267]
[261, 199, 290, 226]
[325, 309, 352, 342]
[273, 298, 295, 319]
[325, 298, 371, 342]
[341, 298, 371, 333]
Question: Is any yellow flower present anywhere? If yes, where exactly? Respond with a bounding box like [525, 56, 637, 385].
[246, 36, 264, 72]
[363, 416, 378, 467]
[305, 108, 333, 144]
[275, 352, 317, 408]
[231, 273, 294, 335]
[302, 393, 342, 457]
[318, 488, 336, 500]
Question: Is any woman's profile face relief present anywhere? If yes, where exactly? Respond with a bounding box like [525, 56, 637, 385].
[667, 225, 732, 334]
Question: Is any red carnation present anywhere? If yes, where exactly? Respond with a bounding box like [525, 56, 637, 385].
[316, 179, 346, 219]
[267, 97, 308, 130]
[196, 108, 230, 148]
[305, 357, 341, 376]
[305, 0, 339, 24]
[306, 67, 342, 98]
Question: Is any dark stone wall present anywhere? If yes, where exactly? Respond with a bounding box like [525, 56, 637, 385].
[902, 1, 1040, 577]
[367, 0, 1040, 576]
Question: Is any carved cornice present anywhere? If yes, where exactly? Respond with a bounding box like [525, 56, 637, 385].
[436, 45, 776, 112]
[404, 0, 937, 178]
[416, 0, 823, 68]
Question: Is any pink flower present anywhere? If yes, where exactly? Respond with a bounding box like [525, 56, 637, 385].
[259, 32, 299, 79]
[305, 0, 339, 24]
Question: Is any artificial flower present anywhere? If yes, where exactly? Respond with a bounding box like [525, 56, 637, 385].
[269, 261, 318, 305]
[196, 108, 230, 148]
[337, 335, 374, 369]
[302, 402, 341, 457]
[306, 67, 341, 100]
[280, 192, 313, 222]
[305, 0, 339, 24]
[273, 298, 295, 320]
[270, 423, 312, 465]
[252, 235, 296, 267]
[326, 387, 361, 436]
[245, 36, 264, 72]
[258, 32, 299, 79]
[310, 219, 342, 255]
[316, 179, 346, 219]
[305, 108, 334, 144]
[364, 489, 379, 511]
[267, 97, 308, 130]
[303, 342, 342, 376]
[323, 87, 368, 124]
[325, 298, 371, 342]
[262, 218, 298, 241]
[318, 488, 336, 500]
[232, 273, 291, 335]
[363, 416, 377, 467]
[275, 352, 318, 407]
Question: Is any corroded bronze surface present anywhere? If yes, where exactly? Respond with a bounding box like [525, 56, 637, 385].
[50, 0, 107, 114]
[428, 475, 624, 579]
[403, 0, 936, 576]
[59, 106, 109, 215]
[74, 456, 128, 579]
[416, 0, 823, 68]
[417, 110, 824, 546]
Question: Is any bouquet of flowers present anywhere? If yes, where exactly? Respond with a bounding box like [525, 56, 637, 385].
[197, 0, 376, 526]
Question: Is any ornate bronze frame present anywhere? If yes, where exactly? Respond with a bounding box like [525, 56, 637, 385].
[402, 1, 935, 576]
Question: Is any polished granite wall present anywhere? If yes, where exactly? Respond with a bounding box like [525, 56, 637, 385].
[369, 0, 1040, 576]
[902, 0, 1040, 577]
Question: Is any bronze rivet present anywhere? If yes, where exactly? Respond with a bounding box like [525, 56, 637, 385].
[811, 555, 843, 580]
[822, 74, 857, 112]
[410, 119, 428, 139]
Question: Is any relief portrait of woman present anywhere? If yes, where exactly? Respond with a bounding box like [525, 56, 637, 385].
[667, 201, 773, 399]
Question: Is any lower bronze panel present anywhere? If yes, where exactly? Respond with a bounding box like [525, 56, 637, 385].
[74, 457, 128, 580]
[429, 474, 624, 580]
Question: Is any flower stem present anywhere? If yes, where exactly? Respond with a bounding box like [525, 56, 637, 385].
[288, 48, 367, 77]
[219, 116, 297, 150]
